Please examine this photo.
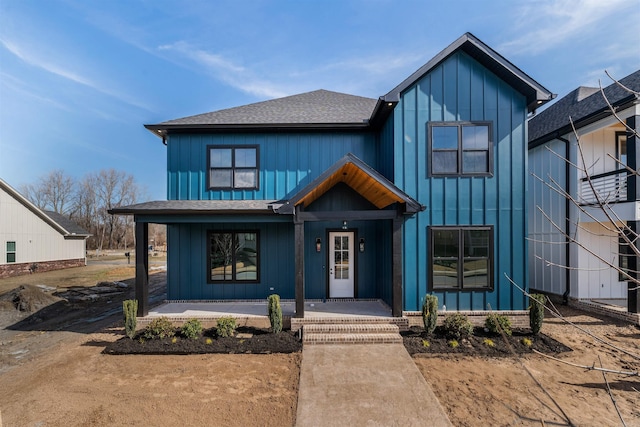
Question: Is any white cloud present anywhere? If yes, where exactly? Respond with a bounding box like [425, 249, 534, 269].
[0, 36, 155, 112]
[499, 0, 632, 55]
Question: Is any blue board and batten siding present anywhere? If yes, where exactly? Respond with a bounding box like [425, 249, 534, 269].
[393, 51, 529, 311]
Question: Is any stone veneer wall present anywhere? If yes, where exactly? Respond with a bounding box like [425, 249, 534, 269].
[0, 258, 85, 279]
[403, 310, 530, 328]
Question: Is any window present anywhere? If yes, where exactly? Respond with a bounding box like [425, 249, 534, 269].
[208, 146, 259, 189]
[430, 226, 493, 290]
[429, 122, 492, 176]
[619, 232, 633, 281]
[6, 241, 16, 263]
[208, 231, 259, 283]
[616, 132, 627, 168]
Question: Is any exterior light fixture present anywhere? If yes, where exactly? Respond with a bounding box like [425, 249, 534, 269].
[342, 220, 348, 230]
[359, 238, 365, 252]
[316, 238, 322, 252]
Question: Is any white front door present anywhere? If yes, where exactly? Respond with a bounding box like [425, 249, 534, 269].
[329, 231, 354, 298]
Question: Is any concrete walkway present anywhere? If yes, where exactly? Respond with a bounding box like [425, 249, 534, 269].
[296, 344, 452, 427]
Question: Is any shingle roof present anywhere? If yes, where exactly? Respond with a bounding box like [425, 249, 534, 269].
[43, 210, 91, 236]
[108, 200, 278, 215]
[529, 70, 640, 147]
[147, 90, 377, 132]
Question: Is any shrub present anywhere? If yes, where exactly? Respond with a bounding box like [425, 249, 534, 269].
[521, 337, 533, 347]
[205, 337, 213, 345]
[529, 293, 546, 335]
[181, 318, 203, 340]
[421, 294, 438, 335]
[122, 299, 138, 339]
[442, 313, 473, 339]
[216, 316, 237, 338]
[484, 313, 512, 336]
[267, 294, 283, 334]
[483, 338, 495, 347]
[421, 339, 430, 348]
[143, 317, 175, 340]
[448, 340, 459, 348]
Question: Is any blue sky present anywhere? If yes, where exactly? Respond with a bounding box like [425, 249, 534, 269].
[1, 0, 638, 201]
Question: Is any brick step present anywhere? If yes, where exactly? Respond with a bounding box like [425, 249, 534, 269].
[303, 332, 403, 345]
[291, 316, 409, 332]
[304, 323, 399, 334]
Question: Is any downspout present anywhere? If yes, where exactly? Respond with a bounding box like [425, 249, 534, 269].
[556, 134, 572, 304]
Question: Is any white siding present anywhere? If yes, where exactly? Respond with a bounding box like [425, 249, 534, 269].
[528, 139, 567, 295]
[0, 187, 85, 265]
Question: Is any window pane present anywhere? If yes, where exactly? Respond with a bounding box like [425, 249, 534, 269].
[462, 151, 489, 173]
[6, 241, 16, 252]
[235, 148, 256, 167]
[463, 259, 488, 288]
[6, 253, 16, 263]
[234, 170, 257, 188]
[210, 148, 232, 167]
[236, 233, 257, 280]
[432, 126, 458, 150]
[433, 259, 458, 288]
[433, 229, 459, 257]
[462, 125, 489, 150]
[432, 151, 457, 174]
[211, 233, 233, 281]
[464, 230, 489, 257]
[210, 169, 232, 188]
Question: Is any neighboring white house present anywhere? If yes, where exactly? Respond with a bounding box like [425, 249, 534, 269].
[0, 177, 90, 278]
[528, 70, 640, 313]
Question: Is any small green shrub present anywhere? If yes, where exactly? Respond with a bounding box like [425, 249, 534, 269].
[216, 316, 237, 338]
[529, 294, 546, 335]
[483, 338, 495, 347]
[171, 336, 178, 344]
[442, 313, 473, 339]
[521, 337, 532, 347]
[421, 339, 430, 348]
[484, 313, 512, 336]
[122, 299, 138, 339]
[181, 319, 203, 340]
[143, 317, 175, 340]
[448, 340, 459, 348]
[205, 337, 213, 345]
[421, 294, 438, 335]
[267, 294, 283, 334]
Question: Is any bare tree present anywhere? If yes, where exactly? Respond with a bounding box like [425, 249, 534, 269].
[20, 169, 76, 214]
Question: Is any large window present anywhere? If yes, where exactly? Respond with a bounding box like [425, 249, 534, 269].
[6, 241, 16, 263]
[429, 122, 492, 176]
[430, 226, 493, 290]
[208, 146, 259, 189]
[208, 231, 259, 283]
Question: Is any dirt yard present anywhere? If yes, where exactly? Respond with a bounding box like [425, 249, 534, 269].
[1, 262, 639, 426]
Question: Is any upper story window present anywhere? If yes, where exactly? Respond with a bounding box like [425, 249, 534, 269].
[6, 241, 16, 263]
[428, 122, 492, 176]
[616, 131, 627, 168]
[208, 146, 259, 190]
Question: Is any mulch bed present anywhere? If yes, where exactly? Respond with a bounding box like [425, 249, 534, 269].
[103, 326, 302, 355]
[402, 326, 571, 357]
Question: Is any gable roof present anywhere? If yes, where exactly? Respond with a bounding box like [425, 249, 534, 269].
[380, 32, 555, 114]
[529, 70, 640, 148]
[275, 153, 423, 215]
[145, 90, 377, 136]
[0, 178, 90, 239]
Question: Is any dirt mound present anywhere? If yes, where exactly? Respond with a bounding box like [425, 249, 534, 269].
[0, 284, 61, 312]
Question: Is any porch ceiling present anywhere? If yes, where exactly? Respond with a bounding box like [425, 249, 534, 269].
[296, 162, 405, 209]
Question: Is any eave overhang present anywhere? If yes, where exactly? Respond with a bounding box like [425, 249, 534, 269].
[109, 200, 279, 216]
[275, 153, 424, 215]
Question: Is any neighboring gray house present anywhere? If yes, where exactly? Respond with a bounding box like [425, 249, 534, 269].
[0, 177, 90, 278]
[528, 70, 640, 313]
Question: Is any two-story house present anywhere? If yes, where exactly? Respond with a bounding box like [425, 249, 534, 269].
[112, 33, 553, 318]
[528, 70, 640, 314]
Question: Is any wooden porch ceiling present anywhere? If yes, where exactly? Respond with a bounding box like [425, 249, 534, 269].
[295, 162, 405, 209]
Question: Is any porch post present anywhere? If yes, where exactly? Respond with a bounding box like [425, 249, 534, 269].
[391, 213, 403, 317]
[627, 115, 640, 314]
[135, 221, 149, 317]
[294, 207, 305, 318]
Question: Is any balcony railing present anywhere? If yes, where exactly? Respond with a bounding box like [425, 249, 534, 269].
[580, 169, 628, 204]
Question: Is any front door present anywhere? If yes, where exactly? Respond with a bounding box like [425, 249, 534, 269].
[329, 231, 354, 298]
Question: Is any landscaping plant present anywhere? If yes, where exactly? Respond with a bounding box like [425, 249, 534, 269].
[143, 317, 176, 340]
[529, 293, 546, 335]
[442, 313, 473, 340]
[123, 299, 138, 339]
[216, 316, 237, 338]
[484, 313, 512, 336]
[421, 294, 438, 334]
[181, 318, 203, 340]
[267, 294, 283, 334]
